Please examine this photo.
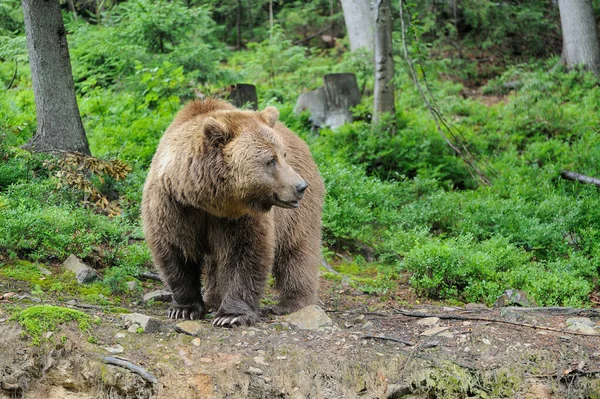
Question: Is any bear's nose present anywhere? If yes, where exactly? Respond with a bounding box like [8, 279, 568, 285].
[296, 181, 308, 198]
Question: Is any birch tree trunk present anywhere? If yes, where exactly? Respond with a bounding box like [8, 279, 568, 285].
[21, 0, 90, 155]
[340, 0, 374, 52]
[373, 0, 395, 124]
[558, 0, 600, 75]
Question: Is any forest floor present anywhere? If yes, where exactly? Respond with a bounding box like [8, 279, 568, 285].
[1, 269, 600, 399]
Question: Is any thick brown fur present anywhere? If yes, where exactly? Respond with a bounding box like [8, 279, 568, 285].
[141, 99, 324, 326]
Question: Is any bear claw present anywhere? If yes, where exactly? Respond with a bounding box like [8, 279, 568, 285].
[167, 303, 206, 320]
[211, 314, 255, 327]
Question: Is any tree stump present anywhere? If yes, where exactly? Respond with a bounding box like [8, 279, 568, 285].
[294, 73, 361, 129]
[228, 83, 258, 110]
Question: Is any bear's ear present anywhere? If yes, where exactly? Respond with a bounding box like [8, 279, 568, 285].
[259, 106, 279, 128]
[203, 117, 232, 146]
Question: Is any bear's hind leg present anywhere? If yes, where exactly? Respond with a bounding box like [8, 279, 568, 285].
[156, 245, 207, 320]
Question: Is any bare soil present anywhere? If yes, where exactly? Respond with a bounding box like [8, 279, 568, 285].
[1, 276, 600, 398]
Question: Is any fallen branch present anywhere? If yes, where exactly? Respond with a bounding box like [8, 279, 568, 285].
[103, 356, 159, 384]
[139, 272, 162, 281]
[560, 170, 600, 188]
[395, 308, 599, 337]
[361, 335, 414, 346]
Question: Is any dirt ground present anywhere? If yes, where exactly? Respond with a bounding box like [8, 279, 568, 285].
[1, 276, 600, 399]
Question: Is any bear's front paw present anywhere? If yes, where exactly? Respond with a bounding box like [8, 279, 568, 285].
[211, 312, 259, 327]
[167, 302, 207, 320]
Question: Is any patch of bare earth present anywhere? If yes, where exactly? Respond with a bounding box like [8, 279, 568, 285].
[1, 277, 600, 398]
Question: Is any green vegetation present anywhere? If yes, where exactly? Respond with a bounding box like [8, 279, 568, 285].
[1, 0, 599, 308]
[10, 305, 98, 344]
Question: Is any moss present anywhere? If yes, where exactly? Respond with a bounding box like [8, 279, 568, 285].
[10, 305, 99, 345]
[0, 260, 42, 282]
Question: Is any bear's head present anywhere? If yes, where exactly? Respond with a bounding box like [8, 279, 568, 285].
[201, 107, 308, 217]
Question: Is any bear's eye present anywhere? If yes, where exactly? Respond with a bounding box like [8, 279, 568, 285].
[266, 158, 277, 167]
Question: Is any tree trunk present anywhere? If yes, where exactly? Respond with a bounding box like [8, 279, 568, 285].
[21, 0, 90, 155]
[228, 84, 258, 110]
[558, 0, 600, 75]
[372, 0, 395, 124]
[236, 0, 242, 49]
[340, 0, 374, 52]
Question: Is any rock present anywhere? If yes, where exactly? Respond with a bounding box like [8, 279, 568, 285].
[481, 338, 491, 345]
[37, 265, 52, 276]
[247, 366, 264, 375]
[62, 255, 99, 284]
[253, 356, 268, 366]
[104, 344, 124, 354]
[493, 289, 537, 307]
[361, 321, 374, 330]
[283, 305, 333, 330]
[566, 317, 594, 327]
[438, 332, 455, 339]
[567, 322, 597, 335]
[126, 281, 137, 291]
[143, 290, 173, 303]
[500, 308, 525, 322]
[115, 333, 126, 339]
[416, 317, 439, 326]
[128, 323, 140, 333]
[465, 303, 487, 309]
[121, 313, 166, 333]
[191, 338, 201, 346]
[420, 326, 450, 337]
[175, 320, 203, 336]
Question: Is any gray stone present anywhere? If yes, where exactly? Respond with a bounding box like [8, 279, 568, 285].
[128, 323, 141, 333]
[143, 290, 173, 303]
[416, 317, 439, 326]
[121, 313, 166, 333]
[126, 281, 137, 291]
[62, 254, 99, 284]
[493, 289, 537, 307]
[283, 305, 333, 330]
[247, 366, 264, 375]
[37, 265, 52, 276]
[567, 317, 594, 327]
[420, 326, 450, 336]
[567, 322, 597, 335]
[103, 344, 124, 354]
[175, 320, 203, 336]
[361, 321, 374, 330]
[500, 308, 524, 322]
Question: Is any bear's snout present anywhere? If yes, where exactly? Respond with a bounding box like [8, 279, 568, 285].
[296, 181, 308, 199]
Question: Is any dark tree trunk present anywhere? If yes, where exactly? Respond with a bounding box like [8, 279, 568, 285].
[373, 0, 395, 124]
[229, 84, 258, 110]
[558, 0, 600, 75]
[21, 0, 90, 155]
[236, 0, 242, 49]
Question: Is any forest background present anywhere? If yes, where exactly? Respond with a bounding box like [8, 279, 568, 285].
[1, 0, 600, 310]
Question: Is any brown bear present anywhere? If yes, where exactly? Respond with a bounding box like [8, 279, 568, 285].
[141, 98, 324, 327]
